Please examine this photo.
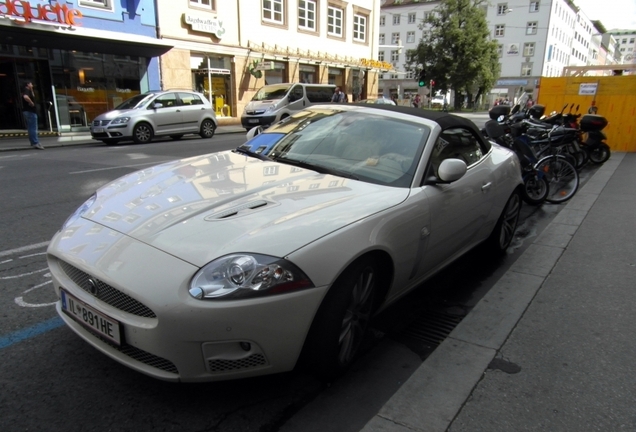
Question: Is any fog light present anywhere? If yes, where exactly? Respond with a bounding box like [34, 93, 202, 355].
[240, 342, 251, 351]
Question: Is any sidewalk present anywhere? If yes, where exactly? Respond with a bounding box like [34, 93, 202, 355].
[362, 152, 635, 431]
[0, 123, 246, 152]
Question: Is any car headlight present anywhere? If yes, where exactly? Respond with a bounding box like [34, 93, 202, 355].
[189, 254, 314, 300]
[110, 117, 131, 124]
[62, 194, 97, 229]
[266, 105, 276, 113]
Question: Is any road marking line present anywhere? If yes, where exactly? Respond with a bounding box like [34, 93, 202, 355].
[70, 161, 158, 174]
[0, 316, 64, 350]
[0, 241, 49, 258]
[15, 280, 56, 308]
[0, 267, 48, 280]
[19, 252, 47, 259]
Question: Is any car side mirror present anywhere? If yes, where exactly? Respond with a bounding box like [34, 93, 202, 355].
[246, 126, 264, 140]
[152, 103, 163, 109]
[437, 159, 467, 183]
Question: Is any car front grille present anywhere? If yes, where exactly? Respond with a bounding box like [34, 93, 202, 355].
[59, 260, 157, 318]
[245, 110, 265, 115]
[93, 120, 111, 126]
[208, 354, 267, 373]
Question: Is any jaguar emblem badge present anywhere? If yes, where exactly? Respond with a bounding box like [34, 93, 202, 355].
[87, 278, 99, 296]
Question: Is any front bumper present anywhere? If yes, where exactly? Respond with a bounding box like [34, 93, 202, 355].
[241, 114, 277, 129]
[47, 222, 326, 382]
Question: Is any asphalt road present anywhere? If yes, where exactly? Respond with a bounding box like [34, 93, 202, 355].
[0, 128, 600, 432]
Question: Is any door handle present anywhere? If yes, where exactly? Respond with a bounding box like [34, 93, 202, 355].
[481, 182, 492, 192]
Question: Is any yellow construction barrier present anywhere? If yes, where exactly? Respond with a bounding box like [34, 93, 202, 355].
[537, 76, 636, 152]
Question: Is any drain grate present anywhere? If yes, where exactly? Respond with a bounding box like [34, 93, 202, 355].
[389, 305, 466, 359]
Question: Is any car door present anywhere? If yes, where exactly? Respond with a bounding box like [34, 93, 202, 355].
[416, 127, 496, 276]
[287, 84, 305, 112]
[150, 92, 182, 135]
[178, 92, 207, 133]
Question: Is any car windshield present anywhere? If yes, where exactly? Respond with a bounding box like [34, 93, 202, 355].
[252, 84, 292, 101]
[114, 93, 155, 110]
[266, 108, 430, 188]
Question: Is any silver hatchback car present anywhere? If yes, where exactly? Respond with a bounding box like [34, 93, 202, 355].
[90, 90, 218, 145]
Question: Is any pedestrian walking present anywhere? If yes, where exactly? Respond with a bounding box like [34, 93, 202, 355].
[331, 87, 347, 103]
[413, 94, 421, 108]
[22, 81, 44, 150]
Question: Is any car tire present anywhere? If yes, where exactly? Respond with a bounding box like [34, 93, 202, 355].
[102, 139, 120, 146]
[132, 123, 153, 144]
[299, 256, 378, 381]
[170, 135, 184, 140]
[487, 189, 521, 253]
[200, 119, 216, 138]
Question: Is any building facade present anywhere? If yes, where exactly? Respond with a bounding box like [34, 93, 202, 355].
[156, 0, 384, 124]
[378, 0, 630, 107]
[0, 0, 169, 133]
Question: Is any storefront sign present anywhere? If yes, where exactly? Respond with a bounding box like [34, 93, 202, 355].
[0, 0, 82, 27]
[506, 43, 520, 56]
[360, 59, 393, 70]
[185, 14, 225, 38]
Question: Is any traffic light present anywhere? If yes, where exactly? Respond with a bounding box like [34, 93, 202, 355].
[418, 69, 426, 87]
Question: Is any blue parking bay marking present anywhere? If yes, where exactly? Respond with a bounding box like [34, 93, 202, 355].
[0, 316, 64, 350]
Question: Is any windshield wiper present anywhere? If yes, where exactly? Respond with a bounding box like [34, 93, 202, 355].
[272, 157, 359, 180]
[233, 146, 270, 161]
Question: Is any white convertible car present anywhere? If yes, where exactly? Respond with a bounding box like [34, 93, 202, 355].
[47, 104, 523, 382]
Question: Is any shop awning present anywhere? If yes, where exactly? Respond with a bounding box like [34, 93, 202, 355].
[0, 20, 173, 58]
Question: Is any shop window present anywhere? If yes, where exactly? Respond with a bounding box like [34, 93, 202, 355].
[298, 0, 317, 32]
[190, 0, 215, 10]
[79, 0, 114, 10]
[263, 0, 285, 25]
[327, 5, 344, 37]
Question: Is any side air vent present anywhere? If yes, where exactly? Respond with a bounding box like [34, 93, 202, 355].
[208, 354, 267, 373]
[204, 200, 269, 221]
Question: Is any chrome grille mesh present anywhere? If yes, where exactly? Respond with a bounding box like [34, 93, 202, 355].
[89, 330, 178, 374]
[93, 120, 111, 126]
[59, 260, 156, 318]
[208, 354, 267, 373]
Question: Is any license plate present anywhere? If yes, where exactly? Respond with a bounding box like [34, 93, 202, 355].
[248, 119, 259, 124]
[61, 289, 121, 345]
[93, 127, 104, 133]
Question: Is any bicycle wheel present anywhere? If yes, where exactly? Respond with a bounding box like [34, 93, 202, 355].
[535, 156, 579, 204]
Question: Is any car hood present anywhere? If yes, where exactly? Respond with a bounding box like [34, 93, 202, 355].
[245, 100, 281, 111]
[80, 151, 409, 267]
[94, 109, 137, 120]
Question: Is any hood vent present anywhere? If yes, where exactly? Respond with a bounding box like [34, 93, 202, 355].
[204, 200, 270, 221]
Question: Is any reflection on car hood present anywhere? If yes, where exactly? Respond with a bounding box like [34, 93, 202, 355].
[79, 151, 409, 267]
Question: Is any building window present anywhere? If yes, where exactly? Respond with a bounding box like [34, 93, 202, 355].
[327, 6, 343, 37]
[425, 12, 433, 20]
[379, 33, 385, 44]
[408, 12, 416, 24]
[497, 44, 503, 57]
[353, 14, 367, 43]
[630, 38, 635, 43]
[523, 42, 535, 56]
[497, 3, 508, 15]
[378, 51, 385, 61]
[298, 0, 316, 31]
[263, 0, 284, 25]
[406, 31, 415, 43]
[393, 14, 400, 25]
[529, 1, 539, 12]
[391, 32, 400, 44]
[380, 15, 385, 26]
[495, 24, 505, 37]
[79, 0, 113, 9]
[521, 62, 533, 76]
[391, 50, 399, 62]
[526, 21, 538, 35]
[189, 0, 214, 9]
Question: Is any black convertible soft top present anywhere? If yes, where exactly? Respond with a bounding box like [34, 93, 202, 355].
[349, 103, 491, 150]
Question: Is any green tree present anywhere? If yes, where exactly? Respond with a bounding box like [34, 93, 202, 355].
[405, 0, 500, 110]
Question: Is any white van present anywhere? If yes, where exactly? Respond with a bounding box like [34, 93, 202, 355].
[241, 83, 335, 130]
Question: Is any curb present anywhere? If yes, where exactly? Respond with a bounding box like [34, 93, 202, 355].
[360, 153, 627, 432]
